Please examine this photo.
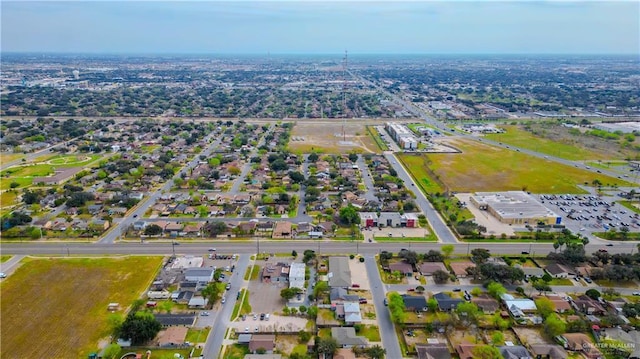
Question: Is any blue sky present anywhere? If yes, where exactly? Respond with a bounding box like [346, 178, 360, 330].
[1, 1, 638, 54]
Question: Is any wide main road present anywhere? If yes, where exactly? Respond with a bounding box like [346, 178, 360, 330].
[1, 240, 637, 256]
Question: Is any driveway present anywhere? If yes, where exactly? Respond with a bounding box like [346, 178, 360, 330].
[349, 257, 371, 290]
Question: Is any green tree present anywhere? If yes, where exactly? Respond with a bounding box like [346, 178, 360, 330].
[585, 289, 601, 300]
[317, 337, 339, 356]
[491, 332, 505, 346]
[366, 345, 387, 359]
[456, 302, 481, 322]
[543, 314, 567, 337]
[118, 311, 162, 345]
[201, 282, 222, 305]
[471, 248, 491, 264]
[441, 244, 454, 259]
[432, 269, 450, 284]
[339, 204, 360, 225]
[535, 297, 555, 318]
[281, 287, 303, 300]
[487, 282, 507, 300]
[427, 298, 438, 312]
[471, 345, 502, 359]
[144, 224, 163, 236]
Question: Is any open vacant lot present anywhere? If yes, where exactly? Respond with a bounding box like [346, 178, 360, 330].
[399, 138, 631, 194]
[289, 120, 383, 154]
[0, 256, 162, 359]
[485, 125, 612, 161]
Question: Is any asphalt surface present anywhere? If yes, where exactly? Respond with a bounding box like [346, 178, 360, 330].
[202, 254, 251, 359]
[2, 240, 637, 257]
[365, 254, 402, 359]
[356, 154, 379, 202]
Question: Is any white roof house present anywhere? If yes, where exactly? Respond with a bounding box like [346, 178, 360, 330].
[501, 294, 537, 317]
[289, 262, 306, 290]
[344, 301, 362, 324]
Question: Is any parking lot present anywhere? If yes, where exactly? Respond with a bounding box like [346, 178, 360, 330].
[539, 193, 640, 237]
[229, 314, 309, 335]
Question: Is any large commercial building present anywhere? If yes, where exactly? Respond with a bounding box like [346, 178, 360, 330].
[385, 122, 418, 150]
[470, 191, 560, 225]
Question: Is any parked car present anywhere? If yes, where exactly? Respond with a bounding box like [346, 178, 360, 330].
[265, 313, 270, 321]
[584, 277, 593, 283]
[453, 288, 462, 292]
[383, 298, 388, 306]
[200, 311, 210, 316]
[226, 283, 231, 290]
[260, 313, 265, 320]
[352, 284, 360, 288]
[245, 327, 249, 333]
[633, 292, 640, 296]
[221, 297, 226, 304]
[0, 272, 6, 278]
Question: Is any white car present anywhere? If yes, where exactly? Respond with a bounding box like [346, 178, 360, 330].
[0, 272, 6, 278]
[633, 292, 640, 296]
[221, 297, 226, 304]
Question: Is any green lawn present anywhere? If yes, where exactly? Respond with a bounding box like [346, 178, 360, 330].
[548, 278, 573, 285]
[0, 256, 163, 359]
[0, 190, 19, 209]
[0, 255, 11, 263]
[618, 201, 640, 214]
[186, 327, 210, 343]
[47, 154, 103, 168]
[397, 155, 444, 194]
[367, 126, 389, 151]
[399, 139, 631, 194]
[357, 325, 381, 342]
[243, 265, 261, 281]
[118, 348, 191, 359]
[291, 343, 308, 355]
[374, 236, 438, 242]
[595, 280, 640, 288]
[223, 344, 249, 359]
[485, 125, 611, 161]
[0, 153, 25, 163]
[231, 289, 252, 320]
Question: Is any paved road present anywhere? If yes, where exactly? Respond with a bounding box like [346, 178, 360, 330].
[229, 125, 273, 194]
[202, 254, 251, 359]
[2, 240, 638, 257]
[356, 154, 378, 202]
[365, 255, 403, 358]
[99, 134, 222, 244]
[383, 152, 458, 244]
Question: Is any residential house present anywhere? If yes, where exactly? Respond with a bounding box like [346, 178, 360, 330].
[188, 296, 208, 309]
[572, 295, 606, 315]
[455, 344, 480, 359]
[165, 222, 184, 235]
[418, 262, 447, 276]
[330, 288, 360, 304]
[173, 291, 194, 304]
[331, 327, 368, 348]
[328, 257, 352, 288]
[401, 294, 428, 312]
[343, 302, 362, 324]
[449, 261, 474, 278]
[416, 343, 452, 359]
[154, 314, 196, 327]
[501, 293, 538, 318]
[498, 345, 532, 359]
[183, 223, 203, 236]
[249, 335, 275, 354]
[545, 263, 576, 278]
[133, 221, 147, 231]
[262, 263, 290, 283]
[245, 355, 282, 359]
[533, 295, 572, 313]
[471, 295, 500, 314]
[433, 292, 463, 312]
[185, 268, 214, 282]
[389, 261, 414, 277]
[315, 221, 335, 234]
[289, 262, 306, 290]
[256, 221, 274, 232]
[529, 344, 568, 359]
[599, 328, 640, 359]
[516, 265, 545, 279]
[561, 333, 604, 359]
[272, 221, 293, 239]
[87, 204, 103, 215]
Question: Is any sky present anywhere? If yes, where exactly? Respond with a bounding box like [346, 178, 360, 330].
[1, 1, 639, 55]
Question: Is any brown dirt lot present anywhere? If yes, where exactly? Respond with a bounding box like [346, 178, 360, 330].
[0, 256, 162, 359]
[289, 119, 389, 154]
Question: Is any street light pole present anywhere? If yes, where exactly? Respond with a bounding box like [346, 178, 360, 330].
[171, 242, 176, 257]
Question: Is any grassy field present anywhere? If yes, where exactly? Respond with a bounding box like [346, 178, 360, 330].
[367, 125, 389, 151]
[0, 153, 24, 163]
[244, 265, 260, 281]
[397, 154, 444, 194]
[399, 139, 631, 194]
[375, 236, 438, 242]
[0, 255, 11, 263]
[357, 325, 381, 342]
[231, 289, 252, 320]
[47, 154, 102, 168]
[0, 190, 19, 211]
[485, 125, 610, 161]
[0, 256, 163, 359]
[186, 327, 211, 343]
[224, 344, 250, 359]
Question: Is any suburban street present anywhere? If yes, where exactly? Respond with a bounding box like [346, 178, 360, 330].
[356, 154, 378, 203]
[365, 255, 403, 359]
[202, 254, 251, 359]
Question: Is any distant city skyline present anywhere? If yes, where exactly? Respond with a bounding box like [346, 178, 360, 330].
[1, 1, 638, 55]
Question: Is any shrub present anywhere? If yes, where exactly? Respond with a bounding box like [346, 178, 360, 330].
[359, 257, 365, 263]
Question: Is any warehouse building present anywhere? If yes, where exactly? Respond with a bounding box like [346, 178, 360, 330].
[470, 191, 560, 225]
[385, 122, 418, 150]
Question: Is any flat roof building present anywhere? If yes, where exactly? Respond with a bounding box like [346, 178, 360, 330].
[470, 191, 560, 225]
